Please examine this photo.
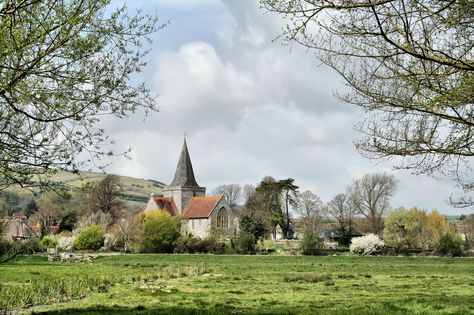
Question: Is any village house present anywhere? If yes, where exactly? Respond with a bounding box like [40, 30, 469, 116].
[140, 139, 239, 238]
[2, 211, 38, 241]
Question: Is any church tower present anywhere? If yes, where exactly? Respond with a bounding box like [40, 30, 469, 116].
[162, 138, 206, 214]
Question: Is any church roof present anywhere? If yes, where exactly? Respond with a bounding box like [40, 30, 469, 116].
[140, 196, 179, 217]
[153, 196, 179, 216]
[183, 196, 222, 219]
[170, 139, 200, 187]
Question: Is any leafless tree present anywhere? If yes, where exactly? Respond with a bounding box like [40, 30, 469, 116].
[73, 211, 113, 235]
[111, 214, 142, 252]
[29, 199, 61, 236]
[262, 0, 474, 206]
[349, 173, 398, 235]
[243, 184, 256, 203]
[212, 184, 242, 209]
[294, 190, 323, 235]
[327, 193, 358, 245]
[459, 214, 474, 249]
[88, 175, 124, 222]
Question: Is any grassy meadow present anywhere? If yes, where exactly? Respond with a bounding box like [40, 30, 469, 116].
[0, 254, 473, 314]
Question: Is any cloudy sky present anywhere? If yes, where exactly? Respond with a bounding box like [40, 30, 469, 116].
[101, 0, 467, 215]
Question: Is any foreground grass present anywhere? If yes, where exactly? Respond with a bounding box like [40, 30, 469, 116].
[0, 255, 473, 314]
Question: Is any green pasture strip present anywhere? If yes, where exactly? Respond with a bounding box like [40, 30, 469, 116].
[0, 255, 473, 314]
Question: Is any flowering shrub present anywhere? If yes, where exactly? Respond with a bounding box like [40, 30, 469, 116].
[350, 234, 384, 256]
[58, 236, 75, 251]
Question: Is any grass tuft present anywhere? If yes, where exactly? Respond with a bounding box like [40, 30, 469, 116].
[283, 273, 332, 283]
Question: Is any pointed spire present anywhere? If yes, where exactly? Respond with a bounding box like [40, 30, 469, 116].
[170, 138, 200, 187]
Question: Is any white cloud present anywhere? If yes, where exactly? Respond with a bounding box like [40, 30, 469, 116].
[130, 0, 222, 10]
[98, 0, 468, 215]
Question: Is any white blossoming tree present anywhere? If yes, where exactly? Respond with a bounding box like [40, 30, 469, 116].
[350, 234, 384, 256]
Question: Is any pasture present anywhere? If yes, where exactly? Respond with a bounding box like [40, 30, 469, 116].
[0, 254, 473, 314]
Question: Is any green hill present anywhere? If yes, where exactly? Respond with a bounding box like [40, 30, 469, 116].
[0, 170, 166, 213]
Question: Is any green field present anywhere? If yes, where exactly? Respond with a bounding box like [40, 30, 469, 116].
[1, 255, 473, 314]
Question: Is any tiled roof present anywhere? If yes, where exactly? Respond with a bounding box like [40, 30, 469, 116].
[13, 211, 26, 219]
[170, 139, 200, 187]
[152, 196, 179, 216]
[183, 196, 222, 219]
[29, 223, 60, 235]
[7, 219, 38, 239]
[50, 225, 60, 234]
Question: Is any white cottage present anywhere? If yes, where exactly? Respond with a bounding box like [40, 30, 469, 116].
[140, 139, 238, 238]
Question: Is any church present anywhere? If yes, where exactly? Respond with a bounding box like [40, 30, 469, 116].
[140, 139, 239, 238]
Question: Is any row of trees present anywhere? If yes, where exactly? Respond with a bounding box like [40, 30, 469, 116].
[384, 208, 470, 255]
[218, 172, 398, 246]
[223, 173, 472, 255]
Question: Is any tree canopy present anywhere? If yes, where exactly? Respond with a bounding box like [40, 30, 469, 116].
[241, 177, 299, 239]
[262, 0, 474, 206]
[0, 0, 162, 189]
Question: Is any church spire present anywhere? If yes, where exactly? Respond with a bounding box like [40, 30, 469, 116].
[170, 138, 199, 187]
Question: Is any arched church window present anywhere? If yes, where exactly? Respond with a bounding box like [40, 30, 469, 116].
[216, 207, 229, 230]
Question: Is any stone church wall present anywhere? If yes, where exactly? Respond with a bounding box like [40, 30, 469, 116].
[185, 218, 211, 238]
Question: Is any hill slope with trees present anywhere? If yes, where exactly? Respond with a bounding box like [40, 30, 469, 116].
[0, 171, 165, 214]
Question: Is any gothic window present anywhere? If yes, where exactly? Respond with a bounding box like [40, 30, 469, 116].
[216, 207, 229, 230]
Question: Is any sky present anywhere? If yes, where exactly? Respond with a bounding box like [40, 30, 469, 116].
[99, 0, 469, 215]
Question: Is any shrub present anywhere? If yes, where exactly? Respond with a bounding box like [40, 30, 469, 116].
[350, 233, 384, 256]
[300, 229, 323, 255]
[232, 231, 255, 254]
[18, 238, 42, 254]
[74, 224, 105, 250]
[141, 215, 180, 253]
[41, 235, 58, 249]
[0, 238, 42, 261]
[174, 236, 200, 254]
[383, 207, 422, 250]
[435, 231, 464, 257]
[59, 230, 73, 237]
[0, 239, 13, 256]
[199, 238, 228, 254]
[173, 236, 229, 254]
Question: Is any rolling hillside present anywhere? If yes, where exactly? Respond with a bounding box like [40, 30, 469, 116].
[1, 170, 167, 213]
